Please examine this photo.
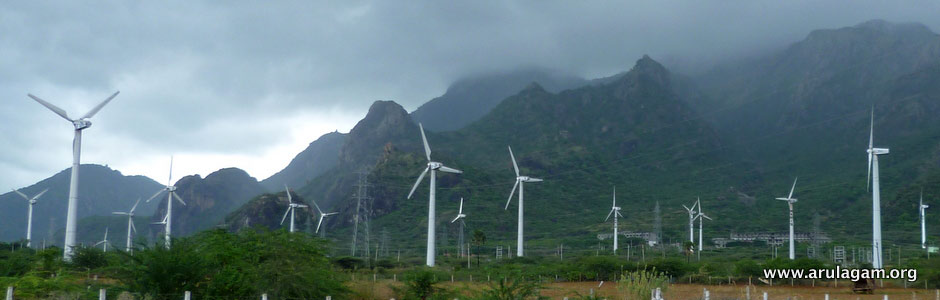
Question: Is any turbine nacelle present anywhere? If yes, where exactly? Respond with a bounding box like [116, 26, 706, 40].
[516, 176, 543, 183]
[867, 148, 890, 155]
[72, 119, 92, 130]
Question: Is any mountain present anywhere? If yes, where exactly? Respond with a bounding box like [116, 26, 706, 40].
[149, 168, 266, 237]
[293, 56, 754, 250]
[223, 190, 316, 233]
[0, 164, 163, 243]
[260, 131, 347, 191]
[410, 68, 588, 132]
[685, 19, 940, 242]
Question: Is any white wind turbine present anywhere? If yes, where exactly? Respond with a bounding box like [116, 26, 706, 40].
[145, 157, 186, 248]
[112, 198, 142, 252]
[452, 198, 467, 257]
[94, 227, 112, 252]
[505, 145, 542, 257]
[310, 198, 337, 234]
[604, 187, 624, 254]
[280, 185, 308, 233]
[866, 109, 889, 269]
[407, 123, 462, 267]
[683, 199, 699, 243]
[696, 198, 712, 254]
[28, 91, 119, 260]
[12, 188, 48, 248]
[921, 190, 929, 250]
[775, 177, 799, 260]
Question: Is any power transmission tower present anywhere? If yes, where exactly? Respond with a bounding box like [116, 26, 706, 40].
[351, 171, 373, 257]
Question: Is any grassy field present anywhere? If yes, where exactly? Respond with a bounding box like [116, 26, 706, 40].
[347, 280, 940, 299]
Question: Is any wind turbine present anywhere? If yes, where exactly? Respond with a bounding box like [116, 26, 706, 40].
[452, 198, 467, 257]
[280, 185, 308, 233]
[145, 157, 186, 248]
[921, 190, 929, 250]
[407, 123, 462, 267]
[94, 227, 112, 252]
[112, 198, 142, 252]
[504, 145, 542, 257]
[775, 177, 799, 260]
[309, 198, 337, 234]
[696, 198, 712, 254]
[683, 199, 699, 243]
[12, 188, 48, 248]
[27, 91, 119, 260]
[604, 187, 624, 254]
[866, 108, 889, 269]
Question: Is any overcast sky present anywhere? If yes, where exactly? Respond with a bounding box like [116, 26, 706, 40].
[2, 1, 938, 189]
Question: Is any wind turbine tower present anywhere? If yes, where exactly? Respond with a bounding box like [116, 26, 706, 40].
[112, 198, 142, 252]
[866, 109, 889, 269]
[696, 198, 712, 254]
[921, 190, 929, 250]
[12, 188, 48, 248]
[776, 177, 799, 260]
[683, 199, 699, 243]
[145, 157, 187, 248]
[279, 185, 308, 233]
[407, 123, 462, 266]
[604, 187, 623, 254]
[505, 145, 542, 257]
[28, 91, 119, 260]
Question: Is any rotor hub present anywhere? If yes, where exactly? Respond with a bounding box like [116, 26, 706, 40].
[167, 186, 177, 192]
[517, 176, 529, 181]
[72, 119, 92, 130]
[428, 162, 442, 169]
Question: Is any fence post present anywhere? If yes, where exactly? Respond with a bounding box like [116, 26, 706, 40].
[746, 284, 750, 300]
[261, 293, 268, 300]
[326, 296, 331, 300]
[99, 288, 106, 300]
[883, 295, 888, 300]
[6, 286, 13, 300]
[825, 293, 829, 300]
[704, 288, 710, 300]
[184, 291, 191, 300]
[763, 291, 768, 300]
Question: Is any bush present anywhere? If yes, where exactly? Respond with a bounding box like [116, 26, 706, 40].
[69, 246, 108, 271]
[617, 268, 670, 300]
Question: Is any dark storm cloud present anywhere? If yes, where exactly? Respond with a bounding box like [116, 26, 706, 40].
[1, 0, 938, 187]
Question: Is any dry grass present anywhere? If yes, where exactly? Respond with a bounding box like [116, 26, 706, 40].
[346, 280, 938, 299]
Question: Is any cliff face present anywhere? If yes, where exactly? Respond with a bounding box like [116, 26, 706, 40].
[261, 131, 347, 191]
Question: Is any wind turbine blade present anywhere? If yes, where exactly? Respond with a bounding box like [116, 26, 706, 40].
[682, 204, 691, 212]
[95, 241, 105, 246]
[452, 216, 460, 223]
[505, 180, 519, 210]
[280, 207, 291, 225]
[527, 178, 543, 182]
[172, 193, 186, 206]
[616, 211, 624, 218]
[11, 189, 29, 200]
[438, 165, 462, 174]
[508, 146, 519, 176]
[324, 212, 338, 216]
[613, 186, 617, 207]
[163, 214, 168, 223]
[130, 197, 142, 213]
[868, 108, 874, 190]
[407, 167, 429, 199]
[703, 214, 713, 221]
[130, 221, 137, 234]
[316, 217, 324, 233]
[28, 94, 72, 121]
[419, 123, 431, 161]
[788, 177, 798, 199]
[605, 209, 614, 222]
[144, 189, 165, 203]
[80, 91, 119, 119]
[284, 184, 292, 203]
[167, 156, 174, 186]
[33, 188, 49, 200]
[104, 228, 109, 239]
[310, 199, 324, 214]
[697, 197, 702, 213]
[458, 198, 464, 214]
[112, 212, 129, 215]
